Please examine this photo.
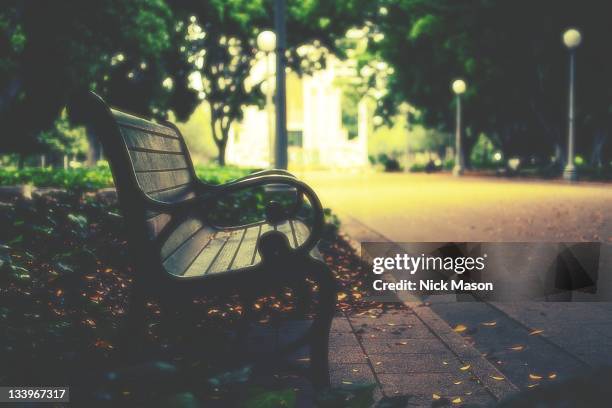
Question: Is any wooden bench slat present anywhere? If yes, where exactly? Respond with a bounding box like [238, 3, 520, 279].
[253, 223, 275, 265]
[276, 221, 297, 248]
[120, 127, 184, 152]
[128, 150, 189, 172]
[148, 187, 196, 203]
[136, 169, 192, 194]
[291, 220, 310, 246]
[232, 225, 261, 269]
[208, 229, 247, 274]
[182, 231, 231, 277]
[112, 109, 178, 138]
[160, 218, 203, 260]
[163, 226, 216, 276]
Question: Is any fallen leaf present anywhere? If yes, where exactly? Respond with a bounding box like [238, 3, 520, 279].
[452, 397, 462, 404]
[432, 393, 441, 400]
[529, 374, 543, 380]
[454, 324, 468, 333]
[460, 364, 471, 371]
[395, 341, 408, 346]
[548, 373, 557, 379]
[442, 361, 449, 365]
[453, 381, 463, 385]
[341, 380, 353, 385]
[491, 376, 505, 381]
[528, 383, 539, 388]
[337, 293, 347, 301]
[529, 329, 544, 336]
[482, 321, 497, 326]
[509, 345, 525, 351]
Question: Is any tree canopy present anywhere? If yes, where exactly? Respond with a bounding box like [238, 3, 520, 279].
[373, 0, 612, 166]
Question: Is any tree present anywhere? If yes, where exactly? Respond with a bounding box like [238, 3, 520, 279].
[0, 0, 178, 165]
[180, 13, 262, 166]
[372, 0, 612, 169]
[169, 0, 380, 165]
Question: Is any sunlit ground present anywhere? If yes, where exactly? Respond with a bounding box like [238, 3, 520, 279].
[297, 170, 611, 243]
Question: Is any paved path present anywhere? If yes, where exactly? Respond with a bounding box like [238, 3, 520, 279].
[299, 171, 612, 405]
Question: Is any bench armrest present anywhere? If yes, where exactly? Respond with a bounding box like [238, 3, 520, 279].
[230, 169, 297, 182]
[139, 174, 323, 253]
[207, 174, 324, 253]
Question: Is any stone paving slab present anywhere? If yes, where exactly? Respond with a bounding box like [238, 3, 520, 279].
[327, 305, 515, 406]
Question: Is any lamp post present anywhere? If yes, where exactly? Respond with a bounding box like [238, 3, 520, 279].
[562, 28, 582, 181]
[257, 30, 276, 168]
[274, 0, 288, 169]
[451, 79, 467, 176]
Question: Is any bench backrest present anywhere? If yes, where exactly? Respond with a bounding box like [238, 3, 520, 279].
[70, 92, 202, 268]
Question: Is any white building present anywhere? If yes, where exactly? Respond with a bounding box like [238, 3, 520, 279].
[226, 55, 370, 169]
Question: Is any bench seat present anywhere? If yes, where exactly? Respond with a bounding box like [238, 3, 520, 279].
[161, 219, 312, 277]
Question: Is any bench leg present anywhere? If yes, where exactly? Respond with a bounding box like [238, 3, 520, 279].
[303, 257, 336, 389]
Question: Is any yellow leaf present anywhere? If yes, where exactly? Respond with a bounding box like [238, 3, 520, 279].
[432, 393, 441, 400]
[482, 321, 497, 326]
[454, 324, 468, 333]
[529, 374, 543, 380]
[342, 380, 353, 385]
[460, 364, 471, 371]
[396, 341, 408, 346]
[491, 376, 505, 381]
[352, 368, 360, 372]
[528, 383, 539, 388]
[375, 361, 382, 366]
[442, 361, 449, 365]
[453, 381, 463, 385]
[387, 323, 396, 326]
[452, 397, 462, 404]
[337, 293, 347, 301]
[529, 329, 544, 336]
[548, 373, 557, 379]
[509, 345, 525, 351]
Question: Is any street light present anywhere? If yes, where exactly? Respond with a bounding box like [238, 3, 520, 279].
[451, 79, 467, 176]
[562, 28, 582, 181]
[257, 30, 277, 168]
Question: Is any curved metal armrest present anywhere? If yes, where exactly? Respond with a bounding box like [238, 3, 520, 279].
[139, 175, 324, 253]
[208, 175, 324, 253]
[236, 169, 297, 181]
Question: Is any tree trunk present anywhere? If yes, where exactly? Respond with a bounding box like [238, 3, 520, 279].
[86, 130, 103, 166]
[217, 144, 226, 165]
[211, 113, 230, 167]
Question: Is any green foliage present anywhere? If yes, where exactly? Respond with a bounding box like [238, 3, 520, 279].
[1, 0, 177, 157]
[0, 165, 114, 190]
[38, 113, 88, 157]
[373, 0, 612, 165]
[0, 164, 253, 190]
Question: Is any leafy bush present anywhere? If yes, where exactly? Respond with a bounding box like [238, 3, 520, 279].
[0, 163, 254, 190]
[0, 165, 113, 190]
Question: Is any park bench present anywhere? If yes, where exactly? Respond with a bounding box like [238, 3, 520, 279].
[69, 91, 336, 387]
